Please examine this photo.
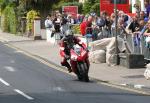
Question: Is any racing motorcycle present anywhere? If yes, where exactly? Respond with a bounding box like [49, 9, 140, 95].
[70, 44, 90, 82]
[59, 41, 90, 82]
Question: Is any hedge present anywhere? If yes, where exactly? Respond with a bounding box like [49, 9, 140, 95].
[1, 5, 17, 34]
[26, 10, 39, 31]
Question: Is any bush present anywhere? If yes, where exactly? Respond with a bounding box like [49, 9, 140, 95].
[1, 5, 17, 34]
[1, 11, 8, 32]
[9, 7, 17, 34]
[26, 10, 39, 31]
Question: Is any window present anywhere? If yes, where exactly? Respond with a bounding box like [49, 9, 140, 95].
[110, 0, 127, 4]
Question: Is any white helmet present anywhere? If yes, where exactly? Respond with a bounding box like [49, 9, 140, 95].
[65, 30, 73, 36]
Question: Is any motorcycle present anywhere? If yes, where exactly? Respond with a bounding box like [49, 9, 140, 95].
[59, 42, 90, 82]
[70, 44, 90, 82]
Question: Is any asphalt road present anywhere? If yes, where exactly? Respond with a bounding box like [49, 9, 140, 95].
[0, 42, 150, 103]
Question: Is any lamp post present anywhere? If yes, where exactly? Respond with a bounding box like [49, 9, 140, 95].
[114, 0, 119, 65]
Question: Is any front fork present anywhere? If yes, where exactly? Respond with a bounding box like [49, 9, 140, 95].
[70, 58, 90, 74]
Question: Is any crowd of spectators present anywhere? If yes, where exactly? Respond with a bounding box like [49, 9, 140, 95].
[45, 1, 150, 54]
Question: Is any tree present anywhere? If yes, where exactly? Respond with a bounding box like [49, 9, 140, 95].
[0, 0, 10, 11]
[83, 0, 100, 15]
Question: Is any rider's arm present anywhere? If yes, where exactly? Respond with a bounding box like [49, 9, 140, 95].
[75, 37, 86, 49]
[59, 41, 66, 57]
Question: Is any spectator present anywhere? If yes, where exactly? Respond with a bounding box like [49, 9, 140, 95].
[80, 15, 88, 36]
[45, 15, 55, 42]
[144, 20, 150, 43]
[92, 15, 99, 40]
[60, 15, 70, 39]
[144, 20, 150, 36]
[86, 15, 93, 34]
[53, 13, 61, 33]
[139, 11, 146, 20]
[110, 13, 115, 23]
[62, 10, 67, 19]
[128, 16, 140, 33]
[133, 3, 141, 18]
[144, 1, 150, 18]
[67, 14, 75, 24]
[118, 11, 124, 20]
[96, 11, 107, 27]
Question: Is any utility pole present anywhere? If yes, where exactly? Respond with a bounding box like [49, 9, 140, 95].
[114, 0, 119, 65]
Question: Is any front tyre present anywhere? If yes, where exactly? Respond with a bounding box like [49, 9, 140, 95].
[77, 62, 89, 82]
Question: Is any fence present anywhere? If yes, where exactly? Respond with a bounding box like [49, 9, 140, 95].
[111, 28, 150, 60]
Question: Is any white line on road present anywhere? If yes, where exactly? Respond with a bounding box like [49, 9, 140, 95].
[14, 50, 24, 53]
[0, 78, 10, 86]
[4, 66, 16, 72]
[52, 87, 65, 92]
[120, 84, 127, 86]
[134, 85, 145, 89]
[14, 89, 34, 100]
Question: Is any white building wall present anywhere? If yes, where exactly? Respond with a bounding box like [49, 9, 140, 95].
[132, 0, 136, 13]
[131, 0, 145, 13]
[140, 0, 145, 11]
[79, 0, 85, 3]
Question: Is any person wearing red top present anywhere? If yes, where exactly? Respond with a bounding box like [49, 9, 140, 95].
[80, 20, 87, 36]
[80, 15, 93, 36]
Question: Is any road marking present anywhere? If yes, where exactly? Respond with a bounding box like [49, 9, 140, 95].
[0, 78, 10, 86]
[10, 60, 15, 63]
[99, 82, 150, 95]
[53, 87, 65, 92]
[14, 89, 34, 100]
[134, 85, 145, 89]
[120, 84, 127, 86]
[4, 66, 16, 72]
[14, 50, 24, 53]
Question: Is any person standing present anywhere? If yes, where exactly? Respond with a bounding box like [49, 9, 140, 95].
[45, 14, 55, 43]
[53, 13, 61, 33]
[144, 1, 150, 18]
[60, 15, 69, 39]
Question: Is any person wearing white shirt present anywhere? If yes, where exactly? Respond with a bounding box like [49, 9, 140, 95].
[45, 15, 55, 43]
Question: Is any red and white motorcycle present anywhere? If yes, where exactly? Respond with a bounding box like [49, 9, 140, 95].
[70, 44, 90, 82]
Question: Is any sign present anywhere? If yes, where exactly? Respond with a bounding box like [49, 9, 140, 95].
[62, 6, 78, 18]
[100, 0, 129, 15]
[101, 0, 110, 4]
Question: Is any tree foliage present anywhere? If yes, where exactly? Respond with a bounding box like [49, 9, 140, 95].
[1, 4, 17, 34]
[0, 0, 10, 11]
[83, 0, 100, 15]
[26, 9, 39, 31]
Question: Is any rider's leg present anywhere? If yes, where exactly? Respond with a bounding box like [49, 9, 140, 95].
[61, 58, 72, 73]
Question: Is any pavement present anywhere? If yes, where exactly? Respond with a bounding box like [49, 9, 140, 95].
[0, 29, 150, 94]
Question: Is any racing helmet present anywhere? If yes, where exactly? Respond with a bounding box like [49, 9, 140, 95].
[65, 29, 74, 36]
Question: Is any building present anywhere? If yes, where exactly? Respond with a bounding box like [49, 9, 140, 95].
[130, 0, 145, 13]
[79, 0, 86, 3]
[130, 0, 150, 13]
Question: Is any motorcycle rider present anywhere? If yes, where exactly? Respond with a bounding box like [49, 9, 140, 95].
[59, 30, 88, 73]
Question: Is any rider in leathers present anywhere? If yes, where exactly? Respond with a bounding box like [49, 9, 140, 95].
[59, 30, 89, 73]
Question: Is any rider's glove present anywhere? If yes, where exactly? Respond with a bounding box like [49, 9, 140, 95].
[85, 48, 89, 52]
[65, 55, 70, 60]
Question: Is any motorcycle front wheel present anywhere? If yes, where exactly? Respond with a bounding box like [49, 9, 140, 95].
[76, 62, 89, 82]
